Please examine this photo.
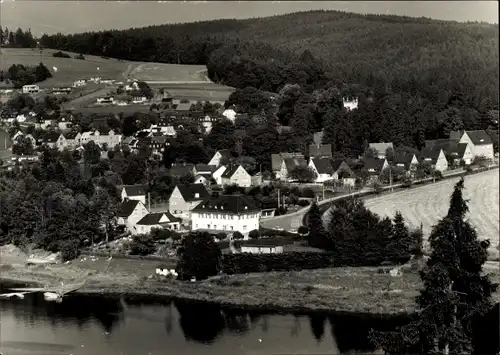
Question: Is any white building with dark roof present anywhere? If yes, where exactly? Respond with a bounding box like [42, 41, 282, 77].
[168, 183, 210, 219]
[121, 184, 147, 204]
[191, 194, 260, 237]
[450, 130, 495, 161]
[133, 212, 181, 235]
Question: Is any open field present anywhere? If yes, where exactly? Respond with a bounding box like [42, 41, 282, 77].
[129, 63, 208, 82]
[364, 169, 499, 258]
[0, 48, 129, 87]
[151, 82, 235, 102]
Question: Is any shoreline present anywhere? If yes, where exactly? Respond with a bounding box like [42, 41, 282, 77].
[2, 264, 499, 317]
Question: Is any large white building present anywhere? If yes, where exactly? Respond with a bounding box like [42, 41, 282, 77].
[191, 194, 260, 238]
[80, 130, 122, 149]
[450, 130, 495, 161]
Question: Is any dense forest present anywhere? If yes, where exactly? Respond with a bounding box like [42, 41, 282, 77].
[22, 11, 500, 154]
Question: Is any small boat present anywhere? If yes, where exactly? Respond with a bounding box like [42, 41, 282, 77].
[0, 292, 27, 299]
[43, 292, 62, 302]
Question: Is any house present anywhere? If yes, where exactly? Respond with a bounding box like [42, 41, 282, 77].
[222, 108, 237, 122]
[308, 158, 355, 184]
[309, 144, 332, 158]
[96, 97, 114, 104]
[450, 130, 494, 161]
[425, 139, 473, 166]
[59, 131, 81, 150]
[212, 165, 227, 185]
[392, 153, 420, 173]
[168, 183, 209, 219]
[52, 87, 72, 95]
[221, 165, 252, 187]
[168, 163, 195, 179]
[271, 153, 306, 180]
[343, 97, 358, 111]
[132, 96, 147, 104]
[121, 184, 147, 204]
[419, 148, 449, 172]
[133, 212, 181, 235]
[42, 131, 62, 149]
[22, 85, 39, 94]
[149, 136, 170, 155]
[360, 158, 389, 181]
[251, 172, 262, 186]
[194, 174, 210, 186]
[80, 130, 122, 149]
[368, 142, 394, 159]
[116, 199, 149, 232]
[57, 118, 73, 131]
[240, 239, 284, 254]
[208, 149, 232, 167]
[191, 194, 260, 237]
[193, 164, 216, 177]
[73, 79, 86, 87]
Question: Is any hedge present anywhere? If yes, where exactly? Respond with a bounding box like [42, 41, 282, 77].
[222, 252, 334, 274]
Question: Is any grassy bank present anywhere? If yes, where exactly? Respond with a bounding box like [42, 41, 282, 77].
[2, 259, 499, 315]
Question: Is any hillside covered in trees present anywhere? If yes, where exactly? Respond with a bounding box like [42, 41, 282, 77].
[37, 11, 499, 156]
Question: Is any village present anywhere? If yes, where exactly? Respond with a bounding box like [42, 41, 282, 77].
[0, 81, 498, 253]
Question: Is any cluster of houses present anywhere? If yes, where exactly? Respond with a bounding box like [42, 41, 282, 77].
[117, 182, 261, 239]
[270, 129, 496, 185]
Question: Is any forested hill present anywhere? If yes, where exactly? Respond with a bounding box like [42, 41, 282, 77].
[38, 10, 499, 154]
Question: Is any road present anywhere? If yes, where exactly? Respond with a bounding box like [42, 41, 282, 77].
[260, 167, 499, 232]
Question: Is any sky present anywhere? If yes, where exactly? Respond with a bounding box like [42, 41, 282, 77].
[0, 1, 498, 36]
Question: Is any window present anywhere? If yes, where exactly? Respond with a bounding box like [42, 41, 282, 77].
[230, 226, 234, 230]
[243, 225, 247, 230]
[214, 225, 217, 230]
[223, 225, 226, 230]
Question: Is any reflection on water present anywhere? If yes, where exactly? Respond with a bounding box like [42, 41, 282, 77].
[0, 283, 498, 355]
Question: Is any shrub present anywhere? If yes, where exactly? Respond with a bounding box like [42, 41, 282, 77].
[297, 226, 309, 235]
[52, 50, 71, 58]
[301, 187, 315, 198]
[75, 53, 85, 60]
[232, 231, 244, 240]
[129, 234, 156, 256]
[248, 229, 260, 239]
[176, 232, 222, 280]
[433, 170, 443, 180]
[216, 232, 227, 241]
[59, 240, 81, 261]
[222, 252, 334, 274]
[297, 199, 311, 207]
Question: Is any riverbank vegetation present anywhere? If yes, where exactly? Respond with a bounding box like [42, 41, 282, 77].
[368, 178, 498, 354]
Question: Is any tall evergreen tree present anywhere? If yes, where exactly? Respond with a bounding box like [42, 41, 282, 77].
[392, 211, 410, 251]
[307, 202, 328, 249]
[369, 177, 498, 354]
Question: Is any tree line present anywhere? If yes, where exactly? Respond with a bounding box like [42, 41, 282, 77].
[0, 27, 38, 48]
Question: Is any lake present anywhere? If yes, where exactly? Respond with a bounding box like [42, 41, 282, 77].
[0, 283, 498, 355]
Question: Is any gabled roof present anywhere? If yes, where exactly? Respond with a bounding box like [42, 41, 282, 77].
[361, 158, 386, 173]
[150, 136, 169, 144]
[63, 131, 79, 140]
[464, 130, 493, 146]
[194, 163, 216, 174]
[168, 164, 195, 177]
[215, 149, 232, 161]
[283, 156, 307, 172]
[123, 184, 147, 197]
[136, 211, 181, 225]
[420, 147, 443, 163]
[368, 142, 394, 155]
[309, 144, 332, 158]
[176, 183, 209, 202]
[271, 152, 305, 171]
[122, 136, 134, 145]
[192, 194, 260, 214]
[311, 157, 334, 175]
[117, 199, 141, 218]
[43, 131, 61, 143]
[393, 153, 416, 166]
[221, 165, 248, 178]
[175, 103, 192, 111]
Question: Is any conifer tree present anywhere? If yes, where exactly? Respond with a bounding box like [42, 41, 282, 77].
[307, 201, 328, 249]
[369, 177, 498, 354]
[392, 210, 409, 250]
